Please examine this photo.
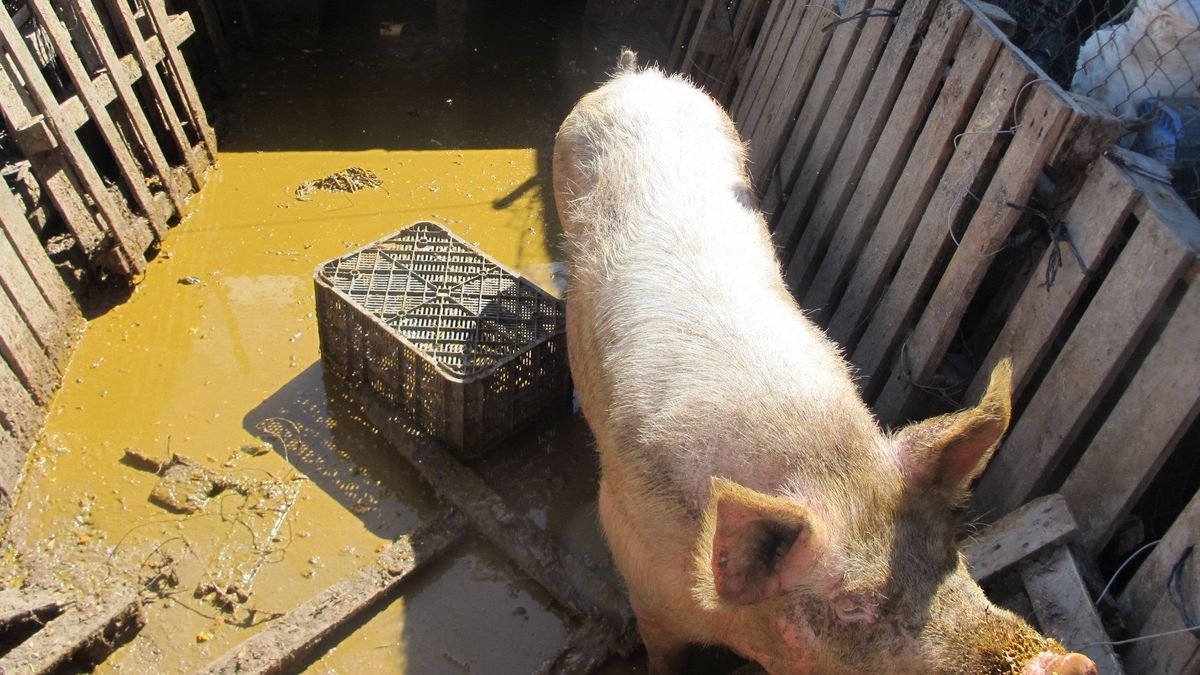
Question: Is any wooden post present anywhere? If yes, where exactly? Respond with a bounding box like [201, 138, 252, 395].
[137, 0, 218, 162]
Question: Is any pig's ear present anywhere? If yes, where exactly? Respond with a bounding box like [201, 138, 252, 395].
[693, 477, 826, 607]
[894, 359, 1013, 502]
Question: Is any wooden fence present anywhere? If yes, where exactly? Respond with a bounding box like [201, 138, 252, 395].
[674, 0, 1200, 673]
[0, 0, 214, 506]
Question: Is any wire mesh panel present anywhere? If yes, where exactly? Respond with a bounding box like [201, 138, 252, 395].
[989, 0, 1199, 208]
[314, 221, 569, 457]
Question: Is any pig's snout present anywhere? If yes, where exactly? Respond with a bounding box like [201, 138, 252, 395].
[1022, 651, 1098, 675]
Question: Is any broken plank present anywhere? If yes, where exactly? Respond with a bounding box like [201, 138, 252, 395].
[1020, 546, 1125, 675]
[1059, 280, 1200, 554]
[848, 49, 1031, 397]
[0, 587, 144, 674]
[825, 16, 1002, 348]
[800, 0, 972, 317]
[365, 400, 630, 629]
[199, 512, 468, 675]
[27, 0, 168, 240]
[0, 588, 62, 628]
[963, 494, 1079, 584]
[872, 83, 1071, 423]
[964, 153, 1138, 404]
[972, 184, 1200, 517]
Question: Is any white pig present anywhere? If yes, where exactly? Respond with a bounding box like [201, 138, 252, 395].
[553, 51, 1098, 675]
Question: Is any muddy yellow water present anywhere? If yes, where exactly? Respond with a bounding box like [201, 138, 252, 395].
[0, 2, 680, 671]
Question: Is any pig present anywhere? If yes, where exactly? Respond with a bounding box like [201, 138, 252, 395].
[552, 51, 1099, 675]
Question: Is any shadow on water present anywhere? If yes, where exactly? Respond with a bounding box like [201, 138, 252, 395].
[242, 362, 441, 539]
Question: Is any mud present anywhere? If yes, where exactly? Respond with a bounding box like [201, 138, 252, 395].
[0, 2, 690, 673]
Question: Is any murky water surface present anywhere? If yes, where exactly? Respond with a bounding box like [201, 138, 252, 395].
[0, 2, 679, 671]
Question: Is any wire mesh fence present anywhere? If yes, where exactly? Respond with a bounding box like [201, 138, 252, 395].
[992, 0, 1199, 209]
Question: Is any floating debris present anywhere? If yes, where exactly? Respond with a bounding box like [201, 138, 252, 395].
[178, 276, 202, 286]
[294, 167, 383, 202]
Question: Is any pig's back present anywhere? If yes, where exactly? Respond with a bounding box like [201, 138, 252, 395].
[556, 69, 879, 517]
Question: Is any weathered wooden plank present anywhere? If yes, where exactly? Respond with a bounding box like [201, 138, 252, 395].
[733, 0, 809, 137]
[0, 357, 40, 441]
[1059, 281, 1200, 554]
[534, 616, 641, 675]
[678, 0, 715, 75]
[1020, 546, 1125, 675]
[871, 83, 1071, 422]
[972, 194, 1200, 516]
[74, 0, 188, 215]
[0, 276, 57, 405]
[104, 1, 207, 188]
[777, 0, 928, 287]
[963, 494, 1078, 583]
[745, 0, 840, 187]
[0, 8, 148, 273]
[715, 0, 766, 102]
[730, 0, 791, 125]
[0, 63, 108, 258]
[0, 425, 19, 502]
[669, 0, 702, 72]
[0, 219, 66, 366]
[0, 588, 61, 628]
[0, 182, 77, 324]
[847, 50, 1031, 396]
[796, 0, 968, 311]
[763, 0, 873, 233]
[199, 512, 467, 675]
[964, 155, 1138, 404]
[140, 0, 217, 161]
[1121, 490, 1200, 632]
[0, 587, 144, 674]
[1124, 579, 1200, 675]
[366, 401, 631, 629]
[825, 17, 1002, 347]
[27, 0, 168, 240]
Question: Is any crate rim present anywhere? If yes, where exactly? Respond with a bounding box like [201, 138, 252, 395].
[313, 220, 566, 385]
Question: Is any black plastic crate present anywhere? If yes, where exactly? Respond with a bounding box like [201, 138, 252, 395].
[314, 221, 569, 457]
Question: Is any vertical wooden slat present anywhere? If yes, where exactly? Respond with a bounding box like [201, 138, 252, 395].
[871, 83, 1071, 422]
[0, 8, 148, 273]
[0, 282, 55, 406]
[824, 18, 1002, 347]
[964, 155, 1139, 404]
[1060, 280, 1200, 554]
[1020, 546, 1125, 674]
[102, 0, 206, 189]
[743, 0, 838, 184]
[1121, 488, 1200, 632]
[733, 0, 812, 139]
[761, 0, 875, 227]
[74, 0, 189, 215]
[791, 0, 966, 307]
[0, 218, 65, 366]
[730, 0, 793, 125]
[27, 0, 168, 240]
[0, 182, 77, 323]
[677, 0, 715, 75]
[847, 49, 1030, 394]
[139, 0, 217, 161]
[714, 0, 765, 102]
[0, 61, 108, 258]
[972, 191, 1200, 516]
[0, 357, 40, 441]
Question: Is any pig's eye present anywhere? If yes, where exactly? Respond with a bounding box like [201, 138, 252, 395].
[757, 521, 800, 570]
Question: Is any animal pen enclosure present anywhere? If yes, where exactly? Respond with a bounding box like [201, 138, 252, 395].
[0, 0, 1197, 673]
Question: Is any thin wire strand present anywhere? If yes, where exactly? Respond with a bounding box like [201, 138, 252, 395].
[1096, 538, 1162, 605]
[1080, 623, 1200, 648]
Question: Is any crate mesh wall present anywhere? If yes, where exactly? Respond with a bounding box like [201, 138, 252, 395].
[314, 221, 568, 456]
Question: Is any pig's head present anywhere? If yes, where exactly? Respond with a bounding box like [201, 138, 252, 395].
[691, 361, 1097, 675]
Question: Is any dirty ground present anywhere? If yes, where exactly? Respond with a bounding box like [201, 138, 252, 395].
[0, 1, 695, 672]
